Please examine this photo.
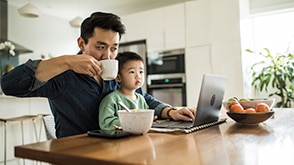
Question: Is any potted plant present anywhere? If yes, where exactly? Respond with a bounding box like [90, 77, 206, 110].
[246, 48, 294, 108]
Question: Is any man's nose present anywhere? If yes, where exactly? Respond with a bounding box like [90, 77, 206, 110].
[102, 49, 114, 59]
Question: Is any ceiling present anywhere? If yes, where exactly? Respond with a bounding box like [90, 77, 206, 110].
[8, 0, 192, 20]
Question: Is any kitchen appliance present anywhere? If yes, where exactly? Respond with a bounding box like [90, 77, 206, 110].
[147, 73, 186, 106]
[147, 48, 185, 75]
[147, 48, 186, 106]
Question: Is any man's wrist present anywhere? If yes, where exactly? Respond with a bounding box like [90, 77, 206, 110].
[167, 107, 177, 118]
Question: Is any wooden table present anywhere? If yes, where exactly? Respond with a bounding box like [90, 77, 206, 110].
[15, 109, 294, 165]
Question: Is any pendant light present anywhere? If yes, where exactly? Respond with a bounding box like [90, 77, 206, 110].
[69, 16, 83, 28]
[18, 2, 41, 18]
[70, 0, 83, 28]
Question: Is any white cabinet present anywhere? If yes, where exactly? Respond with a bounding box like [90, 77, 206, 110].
[122, 3, 185, 51]
[185, 0, 244, 105]
[185, 46, 212, 107]
[185, 0, 211, 47]
[163, 3, 186, 50]
[185, 0, 241, 46]
[121, 8, 164, 50]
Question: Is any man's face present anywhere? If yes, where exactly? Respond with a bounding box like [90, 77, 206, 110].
[79, 27, 120, 60]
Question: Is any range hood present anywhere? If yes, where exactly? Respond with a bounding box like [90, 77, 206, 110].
[0, 0, 33, 54]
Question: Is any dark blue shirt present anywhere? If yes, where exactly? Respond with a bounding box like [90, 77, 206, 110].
[1, 59, 169, 138]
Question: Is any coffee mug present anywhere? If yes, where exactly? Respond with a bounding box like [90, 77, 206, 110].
[100, 59, 118, 80]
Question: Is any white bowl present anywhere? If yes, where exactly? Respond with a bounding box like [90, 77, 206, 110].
[118, 109, 154, 135]
[223, 98, 275, 111]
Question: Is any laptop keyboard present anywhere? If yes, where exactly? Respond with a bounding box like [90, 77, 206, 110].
[152, 120, 193, 128]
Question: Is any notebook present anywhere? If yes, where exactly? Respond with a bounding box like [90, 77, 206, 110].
[151, 73, 228, 133]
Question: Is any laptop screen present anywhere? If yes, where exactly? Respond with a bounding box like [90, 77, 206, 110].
[193, 73, 228, 126]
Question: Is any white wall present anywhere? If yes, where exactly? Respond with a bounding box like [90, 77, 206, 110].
[8, 5, 80, 62]
[0, 5, 81, 165]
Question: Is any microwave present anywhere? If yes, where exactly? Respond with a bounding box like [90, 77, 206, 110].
[147, 49, 185, 75]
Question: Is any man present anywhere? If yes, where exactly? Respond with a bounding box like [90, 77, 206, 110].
[1, 12, 195, 138]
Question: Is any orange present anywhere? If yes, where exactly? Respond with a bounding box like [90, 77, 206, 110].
[244, 108, 256, 113]
[229, 101, 240, 108]
[254, 103, 270, 112]
[230, 104, 244, 113]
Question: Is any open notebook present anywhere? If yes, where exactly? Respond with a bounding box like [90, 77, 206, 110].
[150, 73, 228, 133]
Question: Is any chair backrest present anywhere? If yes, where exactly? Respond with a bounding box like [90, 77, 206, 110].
[43, 115, 56, 140]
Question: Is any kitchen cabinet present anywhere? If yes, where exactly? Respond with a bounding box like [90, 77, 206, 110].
[122, 3, 185, 51]
[163, 3, 186, 50]
[122, 0, 244, 105]
[121, 8, 164, 50]
[185, 45, 212, 107]
[185, 0, 241, 46]
[185, 0, 244, 107]
[185, 1, 211, 47]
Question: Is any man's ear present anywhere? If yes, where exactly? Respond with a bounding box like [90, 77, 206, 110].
[77, 37, 85, 51]
[116, 74, 121, 82]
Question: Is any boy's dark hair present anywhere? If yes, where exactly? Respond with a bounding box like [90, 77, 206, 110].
[80, 12, 126, 44]
[116, 51, 144, 72]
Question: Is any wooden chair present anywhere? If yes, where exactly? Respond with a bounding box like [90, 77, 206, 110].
[0, 115, 39, 165]
[42, 115, 56, 140]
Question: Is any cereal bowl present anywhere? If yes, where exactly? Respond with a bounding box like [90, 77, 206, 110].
[118, 109, 154, 135]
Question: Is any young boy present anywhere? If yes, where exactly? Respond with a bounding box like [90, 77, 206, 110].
[99, 51, 150, 130]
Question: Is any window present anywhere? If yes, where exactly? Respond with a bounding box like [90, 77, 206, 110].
[240, 10, 294, 97]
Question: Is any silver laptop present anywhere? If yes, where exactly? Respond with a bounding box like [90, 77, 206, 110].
[152, 73, 228, 129]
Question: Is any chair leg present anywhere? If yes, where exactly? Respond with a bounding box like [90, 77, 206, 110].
[37, 117, 44, 142]
[32, 119, 38, 142]
[21, 121, 25, 165]
[4, 121, 7, 165]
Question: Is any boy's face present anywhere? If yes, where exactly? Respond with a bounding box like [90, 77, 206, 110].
[78, 27, 120, 60]
[116, 60, 145, 90]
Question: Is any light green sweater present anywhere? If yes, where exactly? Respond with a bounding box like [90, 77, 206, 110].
[99, 90, 149, 130]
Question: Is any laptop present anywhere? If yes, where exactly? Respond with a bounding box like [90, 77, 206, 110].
[151, 73, 228, 132]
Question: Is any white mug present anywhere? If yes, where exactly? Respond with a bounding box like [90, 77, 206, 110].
[100, 59, 118, 80]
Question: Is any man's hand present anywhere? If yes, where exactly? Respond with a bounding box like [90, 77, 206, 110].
[68, 54, 101, 77]
[168, 107, 196, 122]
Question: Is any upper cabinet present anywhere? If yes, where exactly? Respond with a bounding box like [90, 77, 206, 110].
[185, 0, 211, 47]
[122, 3, 185, 51]
[163, 3, 186, 50]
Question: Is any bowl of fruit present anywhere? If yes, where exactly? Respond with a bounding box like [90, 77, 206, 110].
[223, 97, 275, 124]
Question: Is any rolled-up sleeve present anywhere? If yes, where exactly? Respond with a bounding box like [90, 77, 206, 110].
[1, 59, 44, 96]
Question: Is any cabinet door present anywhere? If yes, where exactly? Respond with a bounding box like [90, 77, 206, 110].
[122, 4, 185, 51]
[185, 0, 212, 47]
[144, 8, 165, 51]
[122, 8, 165, 51]
[121, 13, 147, 42]
[185, 46, 212, 107]
[163, 3, 186, 50]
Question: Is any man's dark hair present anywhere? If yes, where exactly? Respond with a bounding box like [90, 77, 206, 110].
[80, 12, 126, 44]
[116, 51, 144, 73]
